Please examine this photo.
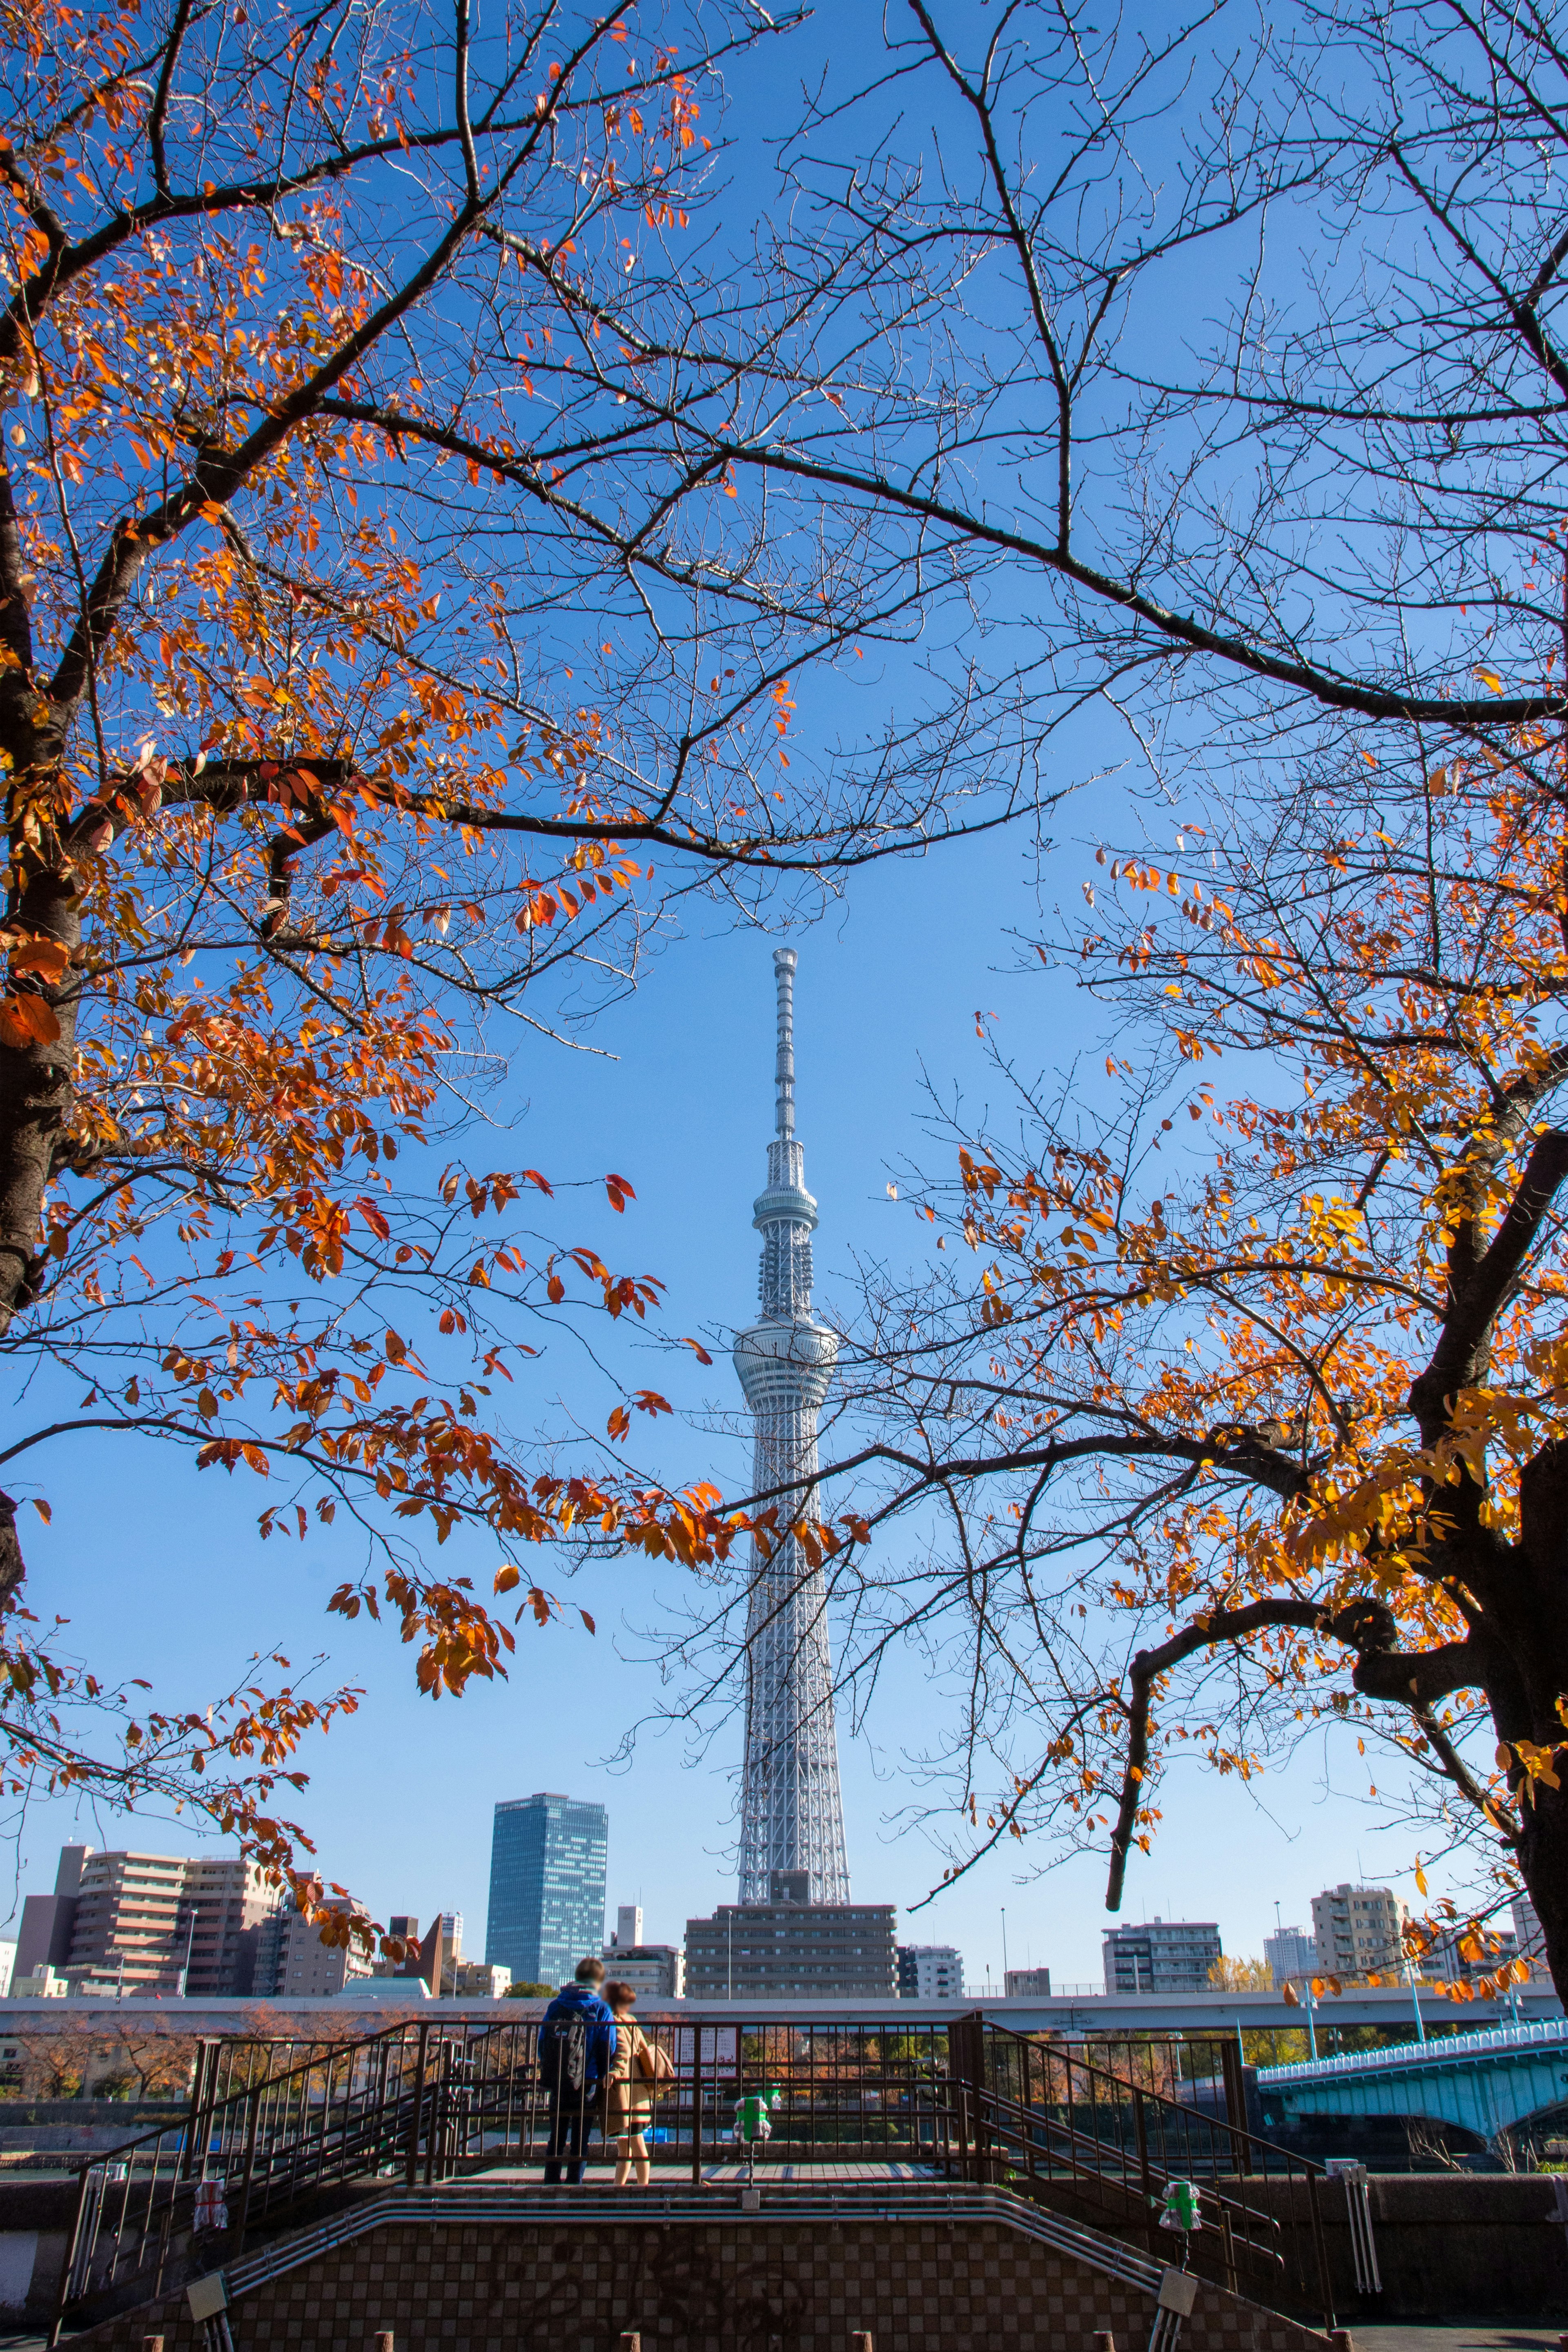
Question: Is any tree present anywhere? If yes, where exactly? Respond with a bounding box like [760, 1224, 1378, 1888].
[605, 0, 1568, 772]
[786, 724, 1568, 2005]
[1207, 1957, 1273, 1993]
[0, 0, 1046, 1904]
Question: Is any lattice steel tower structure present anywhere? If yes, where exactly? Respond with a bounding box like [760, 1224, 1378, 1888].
[732, 949, 852, 1906]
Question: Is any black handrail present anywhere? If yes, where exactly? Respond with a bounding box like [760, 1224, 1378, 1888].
[47, 2007, 1331, 2340]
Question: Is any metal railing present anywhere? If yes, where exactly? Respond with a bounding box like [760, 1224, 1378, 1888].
[49, 2009, 1332, 2338]
[953, 2016, 1335, 2325]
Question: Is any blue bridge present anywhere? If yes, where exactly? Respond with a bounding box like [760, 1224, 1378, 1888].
[1256, 2017, 1568, 2145]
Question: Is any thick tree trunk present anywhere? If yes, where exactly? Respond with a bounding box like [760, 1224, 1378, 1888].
[0, 671, 82, 1340]
[1494, 1441, 1568, 2003]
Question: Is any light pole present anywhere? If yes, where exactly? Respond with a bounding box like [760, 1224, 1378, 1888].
[176, 1907, 197, 1998]
[1403, 1947, 1427, 2045]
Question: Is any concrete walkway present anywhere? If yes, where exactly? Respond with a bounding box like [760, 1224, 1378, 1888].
[1354, 2328, 1563, 2352]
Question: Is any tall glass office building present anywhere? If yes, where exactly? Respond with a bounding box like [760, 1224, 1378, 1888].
[484, 1793, 608, 1988]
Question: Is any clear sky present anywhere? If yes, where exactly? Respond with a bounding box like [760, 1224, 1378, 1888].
[5, 808, 1430, 1990]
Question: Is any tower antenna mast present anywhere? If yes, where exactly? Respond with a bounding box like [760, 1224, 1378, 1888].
[732, 949, 851, 1907]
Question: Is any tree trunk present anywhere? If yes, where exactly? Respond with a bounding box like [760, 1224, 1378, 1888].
[1495, 1440, 1568, 2002]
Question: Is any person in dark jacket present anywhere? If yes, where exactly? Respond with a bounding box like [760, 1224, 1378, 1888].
[539, 1956, 617, 2183]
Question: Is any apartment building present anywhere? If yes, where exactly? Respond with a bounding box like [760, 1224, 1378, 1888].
[900, 1946, 966, 1999]
[1263, 1925, 1316, 1987]
[255, 1895, 375, 1998]
[685, 1898, 898, 1998]
[1102, 1919, 1222, 1993]
[1003, 1967, 1052, 1998]
[14, 1845, 283, 1998]
[1310, 1884, 1405, 1976]
[603, 1904, 684, 1999]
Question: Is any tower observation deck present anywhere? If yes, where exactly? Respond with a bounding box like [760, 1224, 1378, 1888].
[731, 949, 851, 1907]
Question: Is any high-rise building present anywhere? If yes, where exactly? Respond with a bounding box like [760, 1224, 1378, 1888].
[1003, 1967, 1051, 1998]
[1310, 1884, 1405, 1976]
[1102, 1919, 1221, 1993]
[900, 1945, 965, 1999]
[1263, 1925, 1316, 1987]
[15, 1844, 91, 1983]
[176, 1858, 284, 1997]
[684, 1894, 896, 1998]
[18, 1844, 281, 1997]
[733, 949, 850, 1908]
[610, 1903, 643, 1949]
[255, 1895, 374, 1998]
[484, 1793, 608, 1989]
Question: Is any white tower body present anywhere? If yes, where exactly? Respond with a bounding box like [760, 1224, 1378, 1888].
[732, 950, 852, 1906]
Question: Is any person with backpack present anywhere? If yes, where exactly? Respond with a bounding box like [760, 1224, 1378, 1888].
[538, 1955, 617, 2183]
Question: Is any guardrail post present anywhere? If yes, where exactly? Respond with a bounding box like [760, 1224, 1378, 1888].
[181, 2041, 214, 2181]
[233, 2085, 262, 2250]
[1306, 2169, 1336, 2333]
[1221, 2042, 1253, 2178]
[690, 2048, 704, 2187]
[1133, 2089, 1158, 2256]
[404, 2024, 430, 2190]
[47, 2163, 94, 2347]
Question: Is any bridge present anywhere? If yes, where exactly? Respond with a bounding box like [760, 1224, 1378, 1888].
[1256, 2016, 1568, 2144]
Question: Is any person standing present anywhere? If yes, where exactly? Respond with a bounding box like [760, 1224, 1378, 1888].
[603, 1981, 672, 2187]
[539, 1956, 617, 2184]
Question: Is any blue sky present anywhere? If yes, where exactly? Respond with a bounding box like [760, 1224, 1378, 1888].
[5, 808, 1432, 1989]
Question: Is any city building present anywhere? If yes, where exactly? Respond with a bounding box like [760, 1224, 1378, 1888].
[900, 1945, 965, 1999]
[602, 1945, 684, 2000]
[174, 1858, 282, 1998]
[1310, 1884, 1405, 1977]
[255, 1895, 374, 1998]
[1512, 1890, 1547, 1965]
[444, 1959, 511, 1998]
[685, 1891, 897, 1998]
[16, 1844, 89, 1985]
[1263, 1925, 1316, 1987]
[1102, 1920, 1222, 1994]
[65, 1851, 189, 1994]
[14, 1844, 281, 1998]
[1004, 1967, 1051, 1998]
[601, 1902, 683, 1999]
[0, 1940, 17, 1999]
[484, 1793, 608, 1989]
[11, 1964, 67, 1998]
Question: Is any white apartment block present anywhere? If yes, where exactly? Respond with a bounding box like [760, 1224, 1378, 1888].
[899, 1945, 965, 2000]
[1263, 1926, 1315, 1987]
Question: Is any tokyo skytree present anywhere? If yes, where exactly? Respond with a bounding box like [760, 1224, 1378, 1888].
[732, 949, 852, 1906]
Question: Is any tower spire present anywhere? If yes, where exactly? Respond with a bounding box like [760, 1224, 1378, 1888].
[774, 945, 796, 1138]
[732, 947, 851, 1908]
